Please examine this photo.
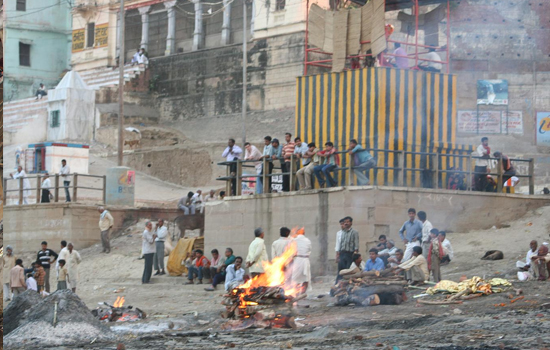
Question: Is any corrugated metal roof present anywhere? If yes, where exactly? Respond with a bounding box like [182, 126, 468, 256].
[385, 0, 456, 11]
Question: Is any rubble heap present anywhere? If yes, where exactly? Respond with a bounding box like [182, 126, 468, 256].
[4, 290, 114, 348]
[331, 273, 408, 306]
[4, 289, 42, 335]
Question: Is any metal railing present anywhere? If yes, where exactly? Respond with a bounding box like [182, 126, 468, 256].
[3, 173, 107, 206]
[217, 148, 536, 196]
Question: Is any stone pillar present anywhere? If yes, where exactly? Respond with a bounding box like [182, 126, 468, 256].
[250, 0, 255, 35]
[192, 0, 203, 51]
[116, 15, 122, 59]
[221, 0, 232, 45]
[138, 6, 151, 51]
[164, 1, 177, 55]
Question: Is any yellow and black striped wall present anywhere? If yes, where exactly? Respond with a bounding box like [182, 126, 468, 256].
[295, 67, 474, 188]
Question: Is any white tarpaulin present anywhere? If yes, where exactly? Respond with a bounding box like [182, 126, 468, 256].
[457, 110, 523, 134]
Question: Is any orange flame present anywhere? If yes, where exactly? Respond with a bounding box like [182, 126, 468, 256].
[113, 296, 125, 308]
[234, 227, 305, 307]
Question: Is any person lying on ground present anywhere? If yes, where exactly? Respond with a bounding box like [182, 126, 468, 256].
[365, 248, 385, 272]
[225, 257, 246, 292]
[439, 231, 453, 265]
[339, 253, 365, 276]
[393, 246, 428, 285]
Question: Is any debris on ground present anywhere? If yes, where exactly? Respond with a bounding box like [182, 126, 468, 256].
[4, 290, 114, 348]
[426, 277, 512, 298]
[4, 289, 42, 335]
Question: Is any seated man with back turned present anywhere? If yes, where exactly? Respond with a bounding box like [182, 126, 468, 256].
[348, 139, 376, 186]
[339, 253, 365, 276]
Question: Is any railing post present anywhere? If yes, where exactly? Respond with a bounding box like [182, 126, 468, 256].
[467, 154, 473, 191]
[226, 163, 231, 197]
[263, 158, 269, 194]
[497, 157, 503, 193]
[432, 154, 439, 189]
[19, 177, 24, 206]
[398, 151, 405, 187]
[54, 174, 60, 203]
[290, 154, 296, 191]
[236, 160, 243, 196]
[36, 176, 42, 204]
[103, 175, 107, 204]
[73, 173, 78, 203]
[529, 158, 535, 195]
[348, 152, 354, 186]
[3, 178, 7, 204]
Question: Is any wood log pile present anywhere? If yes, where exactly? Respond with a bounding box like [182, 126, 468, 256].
[331, 273, 408, 307]
[221, 286, 303, 329]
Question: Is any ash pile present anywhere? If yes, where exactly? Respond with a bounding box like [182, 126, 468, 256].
[4, 290, 114, 348]
[331, 272, 407, 306]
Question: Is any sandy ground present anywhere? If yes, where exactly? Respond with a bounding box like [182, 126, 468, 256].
[5, 207, 550, 349]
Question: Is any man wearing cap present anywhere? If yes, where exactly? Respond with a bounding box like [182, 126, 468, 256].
[98, 206, 114, 254]
[335, 216, 360, 283]
[246, 228, 269, 278]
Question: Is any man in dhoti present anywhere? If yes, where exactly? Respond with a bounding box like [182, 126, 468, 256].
[291, 229, 312, 294]
[10, 166, 31, 205]
[66, 243, 82, 293]
[394, 246, 428, 285]
[399, 208, 423, 262]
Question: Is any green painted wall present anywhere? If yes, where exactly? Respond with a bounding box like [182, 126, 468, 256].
[3, 0, 72, 101]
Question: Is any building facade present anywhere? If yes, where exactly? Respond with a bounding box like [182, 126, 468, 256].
[3, 0, 72, 101]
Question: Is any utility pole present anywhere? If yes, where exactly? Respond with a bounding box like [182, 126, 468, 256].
[241, 0, 248, 146]
[118, 0, 125, 166]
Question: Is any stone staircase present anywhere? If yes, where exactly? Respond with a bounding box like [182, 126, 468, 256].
[4, 96, 49, 133]
[77, 63, 147, 90]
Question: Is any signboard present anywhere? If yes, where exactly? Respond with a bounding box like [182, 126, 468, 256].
[457, 110, 523, 134]
[536, 112, 550, 146]
[72, 29, 85, 52]
[477, 80, 508, 105]
[94, 23, 108, 48]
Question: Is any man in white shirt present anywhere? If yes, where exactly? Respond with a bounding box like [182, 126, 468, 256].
[41, 172, 52, 203]
[419, 48, 442, 72]
[244, 142, 263, 194]
[56, 241, 69, 278]
[291, 229, 312, 294]
[222, 138, 243, 196]
[295, 141, 319, 190]
[246, 228, 269, 277]
[10, 166, 31, 205]
[417, 211, 433, 258]
[204, 190, 218, 202]
[26, 273, 38, 292]
[439, 231, 454, 264]
[142, 221, 157, 284]
[59, 159, 72, 202]
[131, 48, 141, 65]
[519, 240, 539, 271]
[154, 219, 168, 276]
[474, 137, 491, 191]
[272, 227, 291, 259]
[192, 190, 205, 213]
[225, 257, 245, 291]
[339, 253, 366, 276]
[66, 243, 82, 292]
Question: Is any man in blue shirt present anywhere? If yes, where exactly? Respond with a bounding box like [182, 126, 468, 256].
[399, 208, 423, 262]
[365, 248, 385, 272]
[348, 139, 376, 186]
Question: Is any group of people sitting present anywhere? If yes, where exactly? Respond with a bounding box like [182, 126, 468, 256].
[224, 135, 378, 195]
[335, 209, 453, 286]
[518, 240, 550, 281]
[183, 248, 245, 292]
[177, 189, 225, 215]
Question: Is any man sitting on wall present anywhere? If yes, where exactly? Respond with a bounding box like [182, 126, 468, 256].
[314, 142, 340, 188]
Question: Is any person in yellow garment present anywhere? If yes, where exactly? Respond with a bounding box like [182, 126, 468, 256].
[3, 246, 16, 302]
[246, 228, 269, 278]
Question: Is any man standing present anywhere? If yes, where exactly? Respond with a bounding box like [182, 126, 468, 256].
[292, 229, 312, 294]
[314, 142, 340, 188]
[98, 207, 114, 253]
[364, 248, 385, 272]
[244, 142, 264, 194]
[335, 216, 360, 282]
[281, 133, 296, 192]
[37, 241, 58, 293]
[272, 227, 291, 259]
[348, 139, 376, 186]
[474, 137, 491, 191]
[10, 259, 27, 298]
[225, 257, 246, 291]
[59, 159, 71, 202]
[394, 246, 428, 285]
[428, 229, 443, 282]
[439, 231, 454, 264]
[222, 139, 243, 196]
[154, 219, 168, 276]
[417, 211, 433, 258]
[399, 208, 423, 262]
[246, 228, 269, 278]
[66, 243, 82, 293]
[260, 136, 274, 193]
[34, 261, 46, 293]
[41, 172, 52, 203]
[10, 166, 31, 205]
[493, 152, 517, 184]
[205, 248, 236, 291]
[56, 240, 69, 277]
[142, 221, 157, 284]
[3, 246, 16, 301]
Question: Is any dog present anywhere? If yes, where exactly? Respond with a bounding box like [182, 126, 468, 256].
[481, 250, 504, 260]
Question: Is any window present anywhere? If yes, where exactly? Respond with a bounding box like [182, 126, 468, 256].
[86, 22, 95, 48]
[16, 0, 26, 11]
[19, 42, 31, 66]
[275, 0, 286, 11]
[50, 110, 60, 128]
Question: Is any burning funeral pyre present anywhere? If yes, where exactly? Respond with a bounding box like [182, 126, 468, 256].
[221, 230, 307, 329]
[330, 271, 408, 307]
[92, 296, 147, 322]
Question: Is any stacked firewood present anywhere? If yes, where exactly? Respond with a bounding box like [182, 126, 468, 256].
[221, 286, 303, 328]
[331, 272, 408, 307]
